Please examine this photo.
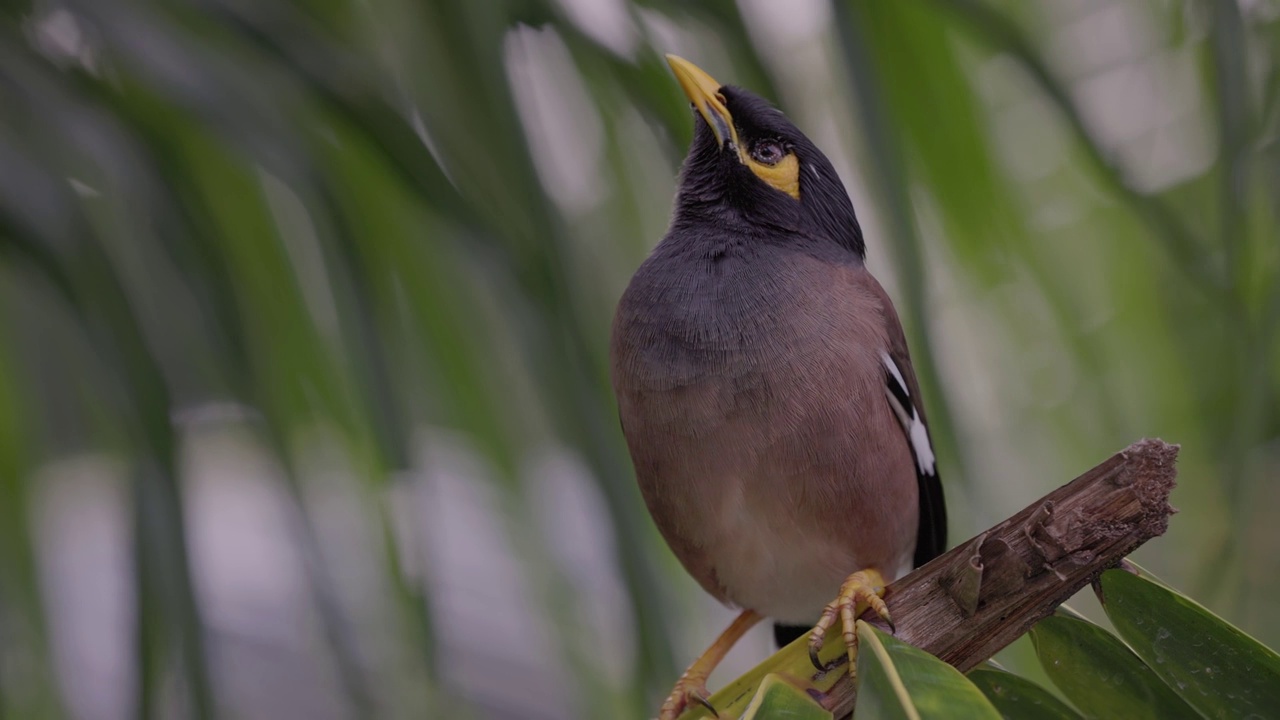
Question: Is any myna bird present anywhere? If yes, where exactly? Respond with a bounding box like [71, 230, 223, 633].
[609, 56, 947, 719]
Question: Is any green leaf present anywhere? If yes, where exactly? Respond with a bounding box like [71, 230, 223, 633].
[967, 667, 1081, 720]
[854, 0, 1024, 282]
[1030, 615, 1199, 720]
[676, 621, 852, 720]
[856, 621, 1002, 720]
[741, 674, 831, 720]
[1099, 569, 1280, 720]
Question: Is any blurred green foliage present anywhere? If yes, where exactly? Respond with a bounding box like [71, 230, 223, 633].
[850, 570, 1280, 720]
[0, 0, 1277, 718]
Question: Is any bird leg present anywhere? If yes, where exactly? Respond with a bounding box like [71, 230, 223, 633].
[807, 568, 893, 678]
[658, 609, 762, 720]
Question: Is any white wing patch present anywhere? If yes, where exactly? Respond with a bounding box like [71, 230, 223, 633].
[880, 351, 937, 477]
[908, 414, 936, 476]
[883, 352, 908, 395]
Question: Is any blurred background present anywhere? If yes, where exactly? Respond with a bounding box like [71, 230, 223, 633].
[1, 0, 1277, 718]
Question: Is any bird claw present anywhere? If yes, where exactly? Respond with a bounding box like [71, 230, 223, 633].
[808, 643, 828, 672]
[655, 610, 760, 719]
[806, 569, 892, 679]
[658, 674, 718, 720]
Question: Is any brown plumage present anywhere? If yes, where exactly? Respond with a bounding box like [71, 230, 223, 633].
[613, 252, 918, 622]
[610, 56, 946, 718]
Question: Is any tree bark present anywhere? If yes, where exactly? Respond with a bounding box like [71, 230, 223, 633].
[823, 438, 1179, 715]
[683, 438, 1179, 719]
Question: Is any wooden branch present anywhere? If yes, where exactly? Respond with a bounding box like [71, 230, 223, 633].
[822, 438, 1179, 715]
[682, 439, 1179, 719]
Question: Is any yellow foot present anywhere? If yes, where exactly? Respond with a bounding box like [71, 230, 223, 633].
[658, 672, 716, 720]
[807, 568, 893, 678]
[657, 609, 761, 720]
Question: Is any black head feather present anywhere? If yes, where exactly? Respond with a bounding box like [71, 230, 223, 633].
[672, 85, 866, 259]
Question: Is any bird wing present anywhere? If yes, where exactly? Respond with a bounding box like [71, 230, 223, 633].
[866, 276, 948, 568]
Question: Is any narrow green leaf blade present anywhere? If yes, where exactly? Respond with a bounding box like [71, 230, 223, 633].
[967, 667, 1081, 720]
[855, 1, 1024, 281]
[1030, 615, 1199, 720]
[1099, 568, 1280, 720]
[741, 674, 831, 720]
[856, 621, 1002, 720]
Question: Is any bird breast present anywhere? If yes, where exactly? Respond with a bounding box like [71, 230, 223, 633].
[610, 249, 919, 622]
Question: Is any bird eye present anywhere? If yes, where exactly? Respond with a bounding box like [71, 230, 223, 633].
[750, 140, 785, 166]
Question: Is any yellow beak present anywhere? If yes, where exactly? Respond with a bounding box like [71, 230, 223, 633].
[666, 54, 741, 151]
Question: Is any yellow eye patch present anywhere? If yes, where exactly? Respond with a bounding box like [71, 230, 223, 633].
[665, 56, 803, 201]
[742, 150, 800, 200]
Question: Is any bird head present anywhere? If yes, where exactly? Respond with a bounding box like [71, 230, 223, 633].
[666, 54, 865, 258]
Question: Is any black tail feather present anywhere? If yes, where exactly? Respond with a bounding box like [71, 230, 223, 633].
[773, 622, 809, 649]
